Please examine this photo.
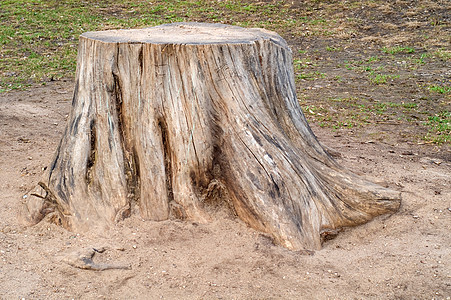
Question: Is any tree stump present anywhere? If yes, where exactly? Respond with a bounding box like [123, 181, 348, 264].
[22, 23, 401, 251]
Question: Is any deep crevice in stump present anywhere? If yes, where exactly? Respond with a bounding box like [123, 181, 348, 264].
[21, 23, 401, 251]
[158, 118, 175, 206]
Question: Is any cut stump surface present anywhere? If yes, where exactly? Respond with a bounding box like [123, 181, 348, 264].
[22, 23, 401, 251]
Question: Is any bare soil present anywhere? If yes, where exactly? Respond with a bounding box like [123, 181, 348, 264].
[1, 80, 449, 299]
[1, 0, 450, 299]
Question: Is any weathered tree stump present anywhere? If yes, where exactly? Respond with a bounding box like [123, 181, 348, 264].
[22, 23, 401, 251]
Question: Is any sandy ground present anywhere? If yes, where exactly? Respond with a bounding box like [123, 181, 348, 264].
[0, 79, 449, 299]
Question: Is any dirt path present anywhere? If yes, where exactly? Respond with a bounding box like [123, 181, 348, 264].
[0, 80, 449, 299]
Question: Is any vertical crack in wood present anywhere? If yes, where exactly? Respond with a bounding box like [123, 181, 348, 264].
[85, 119, 96, 185]
[128, 146, 141, 212]
[112, 69, 137, 219]
[47, 135, 62, 185]
[158, 118, 175, 205]
[138, 46, 144, 72]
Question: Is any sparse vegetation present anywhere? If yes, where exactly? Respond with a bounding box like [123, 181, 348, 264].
[326, 46, 342, 52]
[382, 46, 415, 55]
[1, 0, 449, 145]
[428, 85, 451, 94]
[432, 49, 451, 61]
[368, 71, 400, 85]
[423, 111, 451, 144]
[0, 0, 295, 91]
[297, 71, 326, 81]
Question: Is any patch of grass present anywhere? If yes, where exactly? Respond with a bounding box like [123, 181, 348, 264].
[1, 0, 449, 149]
[343, 62, 355, 70]
[342, 59, 385, 73]
[373, 102, 388, 114]
[367, 56, 380, 63]
[297, 16, 327, 25]
[432, 49, 451, 61]
[303, 98, 369, 129]
[326, 46, 342, 52]
[0, 0, 300, 92]
[293, 58, 317, 70]
[382, 46, 415, 54]
[360, 65, 384, 72]
[412, 53, 431, 65]
[423, 111, 451, 144]
[401, 102, 418, 109]
[343, 59, 364, 70]
[223, 2, 257, 13]
[428, 85, 451, 94]
[301, 95, 424, 131]
[297, 71, 326, 81]
[368, 71, 399, 85]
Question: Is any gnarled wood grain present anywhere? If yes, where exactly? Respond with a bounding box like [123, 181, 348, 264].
[22, 23, 401, 251]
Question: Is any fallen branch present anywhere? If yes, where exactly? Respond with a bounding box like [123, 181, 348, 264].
[62, 246, 131, 271]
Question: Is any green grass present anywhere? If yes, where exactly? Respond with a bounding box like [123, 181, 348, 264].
[368, 71, 400, 85]
[382, 46, 415, 55]
[293, 58, 317, 70]
[326, 46, 342, 52]
[0, 0, 351, 92]
[1, 0, 450, 146]
[367, 56, 380, 63]
[297, 71, 326, 81]
[432, 49, 451, 61]
[412, 53, 431, 65]
[423, 111, 451, 144]
[301, 97, 422, 130]
[0, 0, 116, 90]
[299, 44, 447, 143]
[0, 0, 307, 92]
[341, 58, 400, 85]
[428, 85, 451, 94]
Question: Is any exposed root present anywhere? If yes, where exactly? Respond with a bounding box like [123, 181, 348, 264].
[35, 181, 71, 215]
[20, 181, 67, 226]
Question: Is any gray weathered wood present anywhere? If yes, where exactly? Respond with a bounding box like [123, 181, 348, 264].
[22, 23, 401, 251]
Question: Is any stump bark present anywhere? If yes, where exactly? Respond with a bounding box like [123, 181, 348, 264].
[22, 23, 401, 251]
